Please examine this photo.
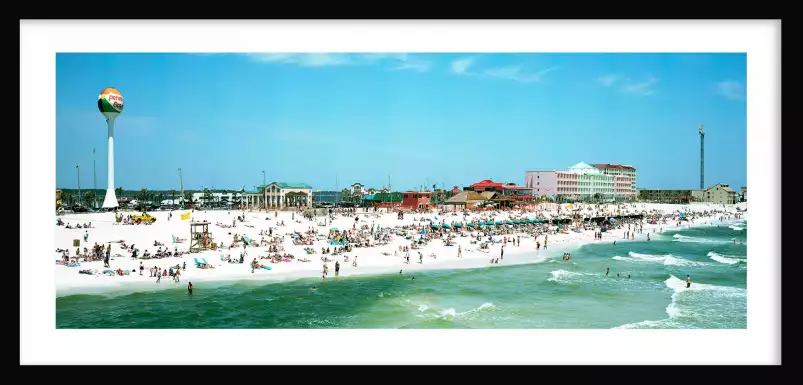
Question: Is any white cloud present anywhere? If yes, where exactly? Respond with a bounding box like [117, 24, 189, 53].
[716, 80, 745, 100]
[596, 74, 659, 96]
[387, 53, 430, 72]
[593, 74, 659, 96]
[484, 66, 559, 83]
[596, 74, 620, 87]
[451, 57, 474, 75]
[452, 57, 556, 83]
[620, 76, 659, 96]
[245, 53, 430, 72]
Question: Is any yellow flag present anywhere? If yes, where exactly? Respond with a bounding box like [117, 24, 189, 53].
[181, 212, 191, 220]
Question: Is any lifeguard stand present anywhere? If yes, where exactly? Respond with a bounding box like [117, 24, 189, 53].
[189, 221, 213, 253]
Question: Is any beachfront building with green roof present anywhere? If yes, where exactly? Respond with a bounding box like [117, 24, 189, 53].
[243, 182, 313, 209]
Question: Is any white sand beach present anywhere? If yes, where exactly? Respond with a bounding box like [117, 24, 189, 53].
[54, 202, 746, 295]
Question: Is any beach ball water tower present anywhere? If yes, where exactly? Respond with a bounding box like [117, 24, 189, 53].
[98, 87, 124, 209]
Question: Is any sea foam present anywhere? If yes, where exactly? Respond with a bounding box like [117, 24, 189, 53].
[707, 252, 746, 265]
[614, 275, 745, 329]
[611, 251, 708, 267]
[672, 233, 729, 244]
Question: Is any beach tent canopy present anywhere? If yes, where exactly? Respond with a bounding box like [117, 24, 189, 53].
[480, 191, 499, 200]
[444, 192, 469, 205]
[444, 191, 488, 206]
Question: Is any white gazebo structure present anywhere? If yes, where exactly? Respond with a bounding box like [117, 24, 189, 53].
[242, 182, 313, 210]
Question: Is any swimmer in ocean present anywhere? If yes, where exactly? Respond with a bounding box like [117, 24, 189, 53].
[686, 275, 691, 288]
[606, 267, 610, 276]
[311, 286, 317, 291]
[410, 276, 415, 280]
[187, 282, 193, 295]
[399, 270, 403, 275]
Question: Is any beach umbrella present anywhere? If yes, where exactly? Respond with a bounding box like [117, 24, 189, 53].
[513, 220, 521, 224]
[454, 223, 462, 228]
[496, 221, 504, 225]
[431, 224, 439, 228]
[506, 220, 513, 225]
[443, 224, 451, 229]
[467, 223, 475, 227]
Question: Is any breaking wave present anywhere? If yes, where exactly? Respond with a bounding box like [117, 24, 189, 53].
[611, 251, 708, 267]
[672, 233, 729, 244]
[416, 302, 497, 320]
[614, 275, 746, 329]
[707, 252, 747, 265]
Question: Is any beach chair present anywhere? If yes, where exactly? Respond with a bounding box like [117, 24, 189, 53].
[193, 257, 203, 267]
[201, 257, 209, 266]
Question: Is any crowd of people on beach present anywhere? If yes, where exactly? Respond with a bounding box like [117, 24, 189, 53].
[56, 202, 742, 292]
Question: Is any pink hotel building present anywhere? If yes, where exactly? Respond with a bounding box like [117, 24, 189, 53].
[525, 162, 636, 200]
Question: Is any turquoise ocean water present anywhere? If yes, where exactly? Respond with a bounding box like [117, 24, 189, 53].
[56, 221, 747, 329]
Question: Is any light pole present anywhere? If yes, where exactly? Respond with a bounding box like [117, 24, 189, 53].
[388, 174, 392, 211]
[262, 170, 266, 185]
[178, 168, 184, 207]
[76, 164, 81, 206]
[93, 148, 97, 208]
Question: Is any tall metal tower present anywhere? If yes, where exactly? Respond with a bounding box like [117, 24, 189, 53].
[699, 124, 705, 189]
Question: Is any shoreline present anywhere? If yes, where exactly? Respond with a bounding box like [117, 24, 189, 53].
[55, 204, 746, 297]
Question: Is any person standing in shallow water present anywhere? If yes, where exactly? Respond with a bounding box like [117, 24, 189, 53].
[686, 275, 691, 288]
[188, 282, 193, 294]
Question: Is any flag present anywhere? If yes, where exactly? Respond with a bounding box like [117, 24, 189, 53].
[181, 212, 191, 220]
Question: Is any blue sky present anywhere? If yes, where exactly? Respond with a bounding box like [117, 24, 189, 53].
[56, 53, 746, 191]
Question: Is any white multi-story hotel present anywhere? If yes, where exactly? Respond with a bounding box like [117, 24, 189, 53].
[525, 162, 636, 201]
[591, 163, 637, 195]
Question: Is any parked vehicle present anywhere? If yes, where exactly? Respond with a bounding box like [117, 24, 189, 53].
[132, 212, 157, 224]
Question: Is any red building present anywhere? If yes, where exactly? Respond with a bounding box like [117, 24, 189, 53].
[467, 179, 534, 203]
[469, 180, 504, 192]
[401, 191, 432, 210]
